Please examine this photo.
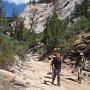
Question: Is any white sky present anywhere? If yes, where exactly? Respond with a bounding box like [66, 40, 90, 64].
[3, 0, 39, 5]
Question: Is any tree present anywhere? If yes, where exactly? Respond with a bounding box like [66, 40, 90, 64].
[38, 0, 53, 3]
[0, 33, 15, 70]
[42, 10, 65, 50]
[25, 8, 39, 48]
[14, 18, 24, 40]
[29, 0, 37, 4]
[32, 0, 36, 4]
[12, 8, 18, 20]
[72, 0, 90, 18]
[0, 0, 5, 17]
[29, 8, 39, 32]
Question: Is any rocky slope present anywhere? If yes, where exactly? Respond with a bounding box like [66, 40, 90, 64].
[68, 32, 90, 71]
[20, 0, 81, 33]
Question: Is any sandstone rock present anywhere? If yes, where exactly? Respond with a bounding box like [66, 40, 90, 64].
[12, 75, 28, 87]
[69, 32, 90, 61]
[0, 69, 15, 81]
[85, 60, 90, 72]
[20, 0, 81, 33]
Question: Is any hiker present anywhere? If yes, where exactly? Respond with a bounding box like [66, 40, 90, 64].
[51, 53, 62, 86]
[76, 52, 85, 83]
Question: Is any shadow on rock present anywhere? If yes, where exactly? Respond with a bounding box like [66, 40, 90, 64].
[43, 80, 51, 85]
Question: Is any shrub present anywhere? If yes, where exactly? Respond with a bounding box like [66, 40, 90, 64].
[0, 34, 15, 69]
[13, 41, 28, 59]
[0, 45, 15, 70]
[0, 32, 29, 69]
[42, 10, 65, 50]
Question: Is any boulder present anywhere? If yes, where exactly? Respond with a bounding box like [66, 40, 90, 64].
[0, 69, 15, 81]
[84, 60, 90, 72]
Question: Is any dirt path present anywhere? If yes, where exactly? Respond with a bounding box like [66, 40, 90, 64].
[13, 53, 90, 90]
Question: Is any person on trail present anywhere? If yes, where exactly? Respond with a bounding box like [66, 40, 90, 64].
[51, 53, 62, 86]
[76, 52, 85, 83]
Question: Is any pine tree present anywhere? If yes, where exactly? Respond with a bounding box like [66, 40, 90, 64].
[72, 0, 90, 18]
[0, 0, 5, 17]
[42, 10, 65, 50]
[38, 0, 53, 3]
[14, 18, 24, 40]
[12, 8, 18, 20]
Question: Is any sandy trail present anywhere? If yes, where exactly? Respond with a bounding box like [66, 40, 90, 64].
[14, 53, 90, 90]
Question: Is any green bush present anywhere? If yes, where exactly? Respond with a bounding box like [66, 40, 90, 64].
[72, 0, 90, 18]
[25, 29, 38, 49]
[42, 10, 90, 55]
[42, 10, 65, 50]
[0, 32, 29, 69]
[0, 34, 15, 69]
[0, 45, 15, 70]
[13, 41, 28, 58]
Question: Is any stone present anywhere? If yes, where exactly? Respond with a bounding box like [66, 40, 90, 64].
[0, 69, 15, 81]
[20, 0, 81, 33]
[85, 60, 90, 72]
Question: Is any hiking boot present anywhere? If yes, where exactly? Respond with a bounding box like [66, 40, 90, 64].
[57, 83, 60, 87]
[78, 80, 82, 84]
[76, 79, 82, 84]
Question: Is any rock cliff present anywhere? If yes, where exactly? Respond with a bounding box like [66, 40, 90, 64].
[20, 0, 81, 33]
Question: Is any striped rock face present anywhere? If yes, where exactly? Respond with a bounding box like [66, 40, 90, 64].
[20, 0, 82, 33]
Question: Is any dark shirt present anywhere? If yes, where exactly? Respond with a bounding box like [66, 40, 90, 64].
[52, 57, 61, 69]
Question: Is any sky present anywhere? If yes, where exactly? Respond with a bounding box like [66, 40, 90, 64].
[3, 0, 39, 5]
[2, 0, 38, 17]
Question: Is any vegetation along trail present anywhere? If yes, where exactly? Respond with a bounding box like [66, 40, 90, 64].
[0, 0, 90, 90]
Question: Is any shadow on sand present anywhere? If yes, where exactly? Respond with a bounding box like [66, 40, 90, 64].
[43, 80, 51, 85]
[44, 76, 52, 79]
[47, 72, 52, 75]
[43, 80, 57, 86]
[65, 78, 76, 82]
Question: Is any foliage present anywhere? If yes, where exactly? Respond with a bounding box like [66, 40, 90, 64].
[0, 33, 15, 69]
[25, 8, 40, 49]
[0, 32, 28, 62]
[42, 7, 90, 55]
[29, 8, 38, 32]
[13, 40, 28, 58]
[38, 0, 52, 3]
[25, 30, 38, 49]
[0, 14, 38, 61]
[0, 0, 5, 17]
[0, 1, 39, 69]
[0, 18, 9, 32]
[68, 16, 90, 35]
[0, 0, 89, 67]
[72, 0, 90, 18]
[42, 10, 65, 50]
[12, 8, 18, 20]
[62, 16, 90, 53]
[13, 17, 24, 40]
